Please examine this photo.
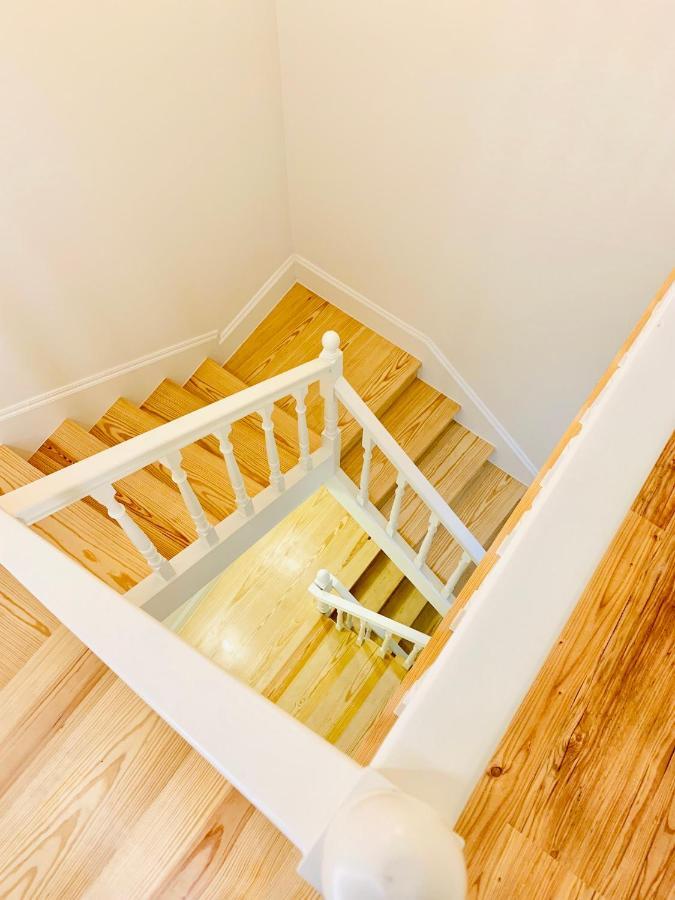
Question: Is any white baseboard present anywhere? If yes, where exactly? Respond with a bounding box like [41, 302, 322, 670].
[0, 255, 297, 456]
[0, 251, 537, 485]
[0, 331, 220, 456]
[292, 255, 537, 483]
[219, 255, 297, 357]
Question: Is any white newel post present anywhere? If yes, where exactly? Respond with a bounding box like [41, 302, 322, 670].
[319, 331, 343, 468]
[315, 788, 467, 899]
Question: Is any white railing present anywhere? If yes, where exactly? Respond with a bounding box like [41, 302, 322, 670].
[309, 569, 430, 670]
[327, 376, 484, 616]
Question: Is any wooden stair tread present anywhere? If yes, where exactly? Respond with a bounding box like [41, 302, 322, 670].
[0, 447, 149, 591]
[29, 420, 197, 560]
[425, 461, 527, 579]
[227, 284, 421, 457]
[91, 397, 247, 523]
[0, 566, 60, 692]
[341, 378, 460, 504]
[185, 358, 322, 456]
[142, 378, 297, 488]
[379, 579, 430, 630]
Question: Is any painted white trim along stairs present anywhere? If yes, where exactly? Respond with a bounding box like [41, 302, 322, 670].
[0, 256, 535, 482]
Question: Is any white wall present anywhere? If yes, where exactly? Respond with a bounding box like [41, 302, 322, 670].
[0, 0, 291, 410]
[276, 1, 675, 464]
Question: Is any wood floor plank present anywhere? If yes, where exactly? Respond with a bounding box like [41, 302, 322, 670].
[30, 420, 198, 558]
[456, 489, 675, 898]
[0, 628, 106, 801]
[0, 447, 149, 591]
[0, 566, 59, 691]
[472, 824, 603, 899]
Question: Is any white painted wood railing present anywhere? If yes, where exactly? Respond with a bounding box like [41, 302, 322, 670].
[327, 376, 484, 616]
[309, 569, 430, 670]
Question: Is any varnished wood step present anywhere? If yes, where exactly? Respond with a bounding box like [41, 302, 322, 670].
[29, 420, 197, 560]
[0, 447, 149, 591]
[379, 579, 430, 631]
[184, 358, 321, 457]
[142, 378, 298, 488]
[226, 284, 421, 456]
[0, 567, 60, 691]
[91, 397, 254, 523]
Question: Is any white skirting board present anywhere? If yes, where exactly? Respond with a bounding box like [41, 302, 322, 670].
[292, 256, 537, 483]
[0, 331, 220, 456]
[0, 251, 535, 485]
[0, 256, 296, 455]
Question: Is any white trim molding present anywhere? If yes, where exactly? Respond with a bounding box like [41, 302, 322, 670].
[219, 255, 297, 355]
[0, 331, 220, 455]
[292, 256, 537, 483]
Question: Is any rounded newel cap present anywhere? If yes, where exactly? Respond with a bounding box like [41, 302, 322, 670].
[321, 330, 341, 354]
[321, 790, 467, 900]
[314, 569, 333, 590]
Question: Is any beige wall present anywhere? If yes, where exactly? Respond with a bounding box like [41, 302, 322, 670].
[0, 0, 291, 408]
[276, 1, 675, 463]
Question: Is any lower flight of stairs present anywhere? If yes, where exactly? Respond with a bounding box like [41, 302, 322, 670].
[0, 284, 526, 690]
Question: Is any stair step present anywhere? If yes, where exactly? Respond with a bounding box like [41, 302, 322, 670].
[424, 461, 527, 581]
[29, 421, 196, 560]
[341, 378, 460, 504]
[226, 284, 421, 457]
[184, 357, 321, 459]
[0, 447, 149, 591]
[379, 579, 429, 629]
[0, 566, 60, 691]
[352, 554, 411, 613]
[142, 378, 297, 488]
[411, 603, 443, 636]
[91, 397, 252, 523]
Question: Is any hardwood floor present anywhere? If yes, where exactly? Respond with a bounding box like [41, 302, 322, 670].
[1, 282, 665, 897]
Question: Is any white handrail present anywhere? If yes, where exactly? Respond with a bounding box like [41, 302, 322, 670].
[334, 375, 485, 563]
[309, 570, 430, 670]
[0, 357, 333, 525]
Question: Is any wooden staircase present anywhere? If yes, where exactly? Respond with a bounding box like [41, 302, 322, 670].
[0, 283, 526, 895]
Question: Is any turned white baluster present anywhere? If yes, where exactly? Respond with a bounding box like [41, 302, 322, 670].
[379, 630, 393, 658]
[415, 512, 440, 568]
[215, 425, 254, 517]
[319, 331, 342, 463]
[442, 550, 472, 600]
[336, 609, 345, 631]
[293, 386, 312, 472]
[386, 473, 407, 537]
[358, 433, 373, 507]
[357, 617, 368, 645]
[162, 450, 217, 547]
[404, 643, 423, 670]
[260, 405, 285, 492]
[91, 483, 174, 580]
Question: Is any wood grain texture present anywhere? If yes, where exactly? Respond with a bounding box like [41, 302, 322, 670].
[227, 283, 421, 455]
[0, 446, 149, 592]
[30, 419, 198, 557]
[0, 567, 59, 691]
[143, 377, 299, 486]
[91, 396, 256, 523]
